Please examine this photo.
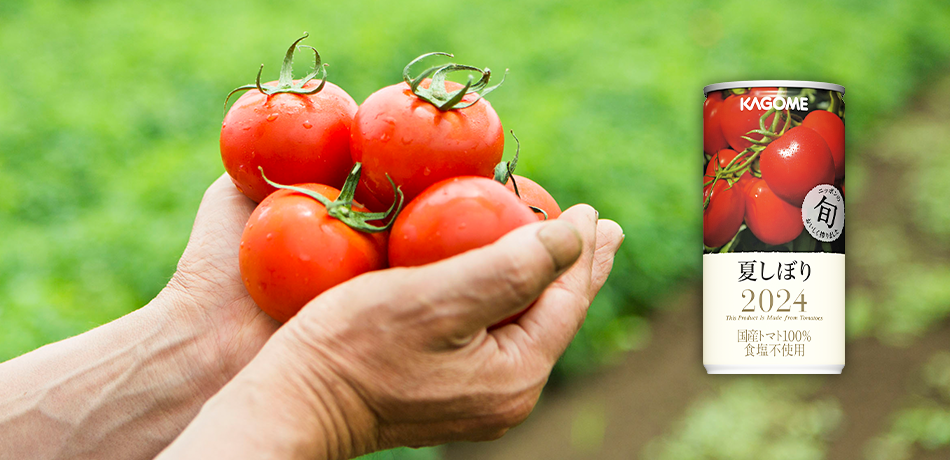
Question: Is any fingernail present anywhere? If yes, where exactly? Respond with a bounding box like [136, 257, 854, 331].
[595, 209, 600, 220]
[537, 221, 582, 271]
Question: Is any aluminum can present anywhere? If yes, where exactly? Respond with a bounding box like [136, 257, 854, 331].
[703, 81, 845, 374]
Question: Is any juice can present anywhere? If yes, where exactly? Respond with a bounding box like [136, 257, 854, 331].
[702, 81, 845, 374]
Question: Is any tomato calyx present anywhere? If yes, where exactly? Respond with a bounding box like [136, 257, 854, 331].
[224, 33, 329, 111]
[491, 132, 548, 220]
[402, 52, 506, 111]
[259, 163, 404, 233]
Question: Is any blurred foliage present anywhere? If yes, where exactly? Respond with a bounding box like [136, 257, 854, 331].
[355, 447, 442, 460]
[845, 75, 950, 344]
[3, 0, 950, 367]
[643, 378, 842, 460]
[3, 1, 950, 458]
[864, 352, 950, 460]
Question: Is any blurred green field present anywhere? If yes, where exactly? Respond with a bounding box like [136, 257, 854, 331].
[3, 0, 950, 459]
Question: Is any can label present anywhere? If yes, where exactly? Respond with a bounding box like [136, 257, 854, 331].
[703, 85, 845, 372]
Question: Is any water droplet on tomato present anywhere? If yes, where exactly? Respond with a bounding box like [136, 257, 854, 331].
[423, 167, 431, 176]
[267, 114, 278, 122]
[300, 254, 311, 262]
[303, 122, 313, 129]
[242, 126, 251, 131]
[401, 136, 412, 145]
[222, 122, 227, 128]
[266, 232, 274, 241]
[380, 133, 391, 141]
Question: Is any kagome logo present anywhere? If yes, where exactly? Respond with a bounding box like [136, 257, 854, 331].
[740, 96, 809, 111]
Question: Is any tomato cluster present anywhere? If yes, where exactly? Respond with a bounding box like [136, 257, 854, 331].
[220, 36, 561, 323]
[703, 87, 845, 249]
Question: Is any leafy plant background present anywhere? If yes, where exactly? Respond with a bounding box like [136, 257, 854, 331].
[2, 0, 950, 458]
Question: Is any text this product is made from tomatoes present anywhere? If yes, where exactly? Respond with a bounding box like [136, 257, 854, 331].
[703, 81, 845, 374]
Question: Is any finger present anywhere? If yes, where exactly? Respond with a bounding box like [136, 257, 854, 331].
[589, 219, 624, 300]
[193, 174, 256, 233]
[550, 204, 599, 295]
[511, 205, 600, 364]
[178, 174, 255, 282]
[400, 219, 583, 346]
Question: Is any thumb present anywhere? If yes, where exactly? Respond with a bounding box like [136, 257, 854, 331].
[406, 219, 583, 345]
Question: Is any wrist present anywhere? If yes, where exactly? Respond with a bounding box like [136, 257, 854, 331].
[163, 331, 379, 460]
[259, 329, 380, 460]
[149, 279, 235, 389]
[160, 270, 273, 387]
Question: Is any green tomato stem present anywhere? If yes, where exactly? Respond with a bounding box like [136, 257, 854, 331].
[223, 33, 329, 113]
[258, 164, 404, 233]
[403, 52, 506, 111]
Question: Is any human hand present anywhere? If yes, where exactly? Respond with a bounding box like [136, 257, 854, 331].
[0, 175, 283, 460]
[165, 174, 279, 379]
[160, 204, 623, 459]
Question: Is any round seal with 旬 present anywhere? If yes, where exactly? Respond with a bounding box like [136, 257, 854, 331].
[802, 184, 844, 242]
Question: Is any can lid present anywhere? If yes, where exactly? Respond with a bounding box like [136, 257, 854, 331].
[704, 80, 845, 96]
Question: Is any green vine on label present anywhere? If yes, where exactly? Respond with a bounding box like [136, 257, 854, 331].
[703, 88, 794, 210]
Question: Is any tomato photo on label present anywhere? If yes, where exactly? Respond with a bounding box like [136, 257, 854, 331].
[759, 126, 835, 207]
[802, 109, 845, 179]
[718, 91, 780, 152]
[221, 34, 358, 203]
[703, 180, 745, 248]
[703, 91, 729, 155]
[743, 177, 804, 245]
[351, 53, 505, 208]
[240, 165, 401, 323]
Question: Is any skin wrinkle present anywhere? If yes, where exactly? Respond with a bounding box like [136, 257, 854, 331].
[17, 312, 159, 457]
[84, 306, 217, 454]
[163, 208, 618, 459]
[278, 209, 594, 460]
[266, 328, 378, 458]
[2, 172, 622, 460]
[0, 278, 250, 460]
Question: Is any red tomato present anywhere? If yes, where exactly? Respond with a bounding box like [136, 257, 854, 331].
[744, 178, 803, 245]
[759, 126, 835, 207]
[389, 176, 537, 268]
[240, 184, 387, 323]
[355, 179, 389, 213]
[802, 110, 845, 179]
[746, 87, 778, 97]
[221, 81, 357, 203]
[703, 180, 745, 248]
[504, 175, 562, 220]
[718, 94, 780, 152]
[703, 91, 729, 155]
[221, 38, 359, 203]
[351, 79, 504, 207]
[704, 148, 752, 191]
